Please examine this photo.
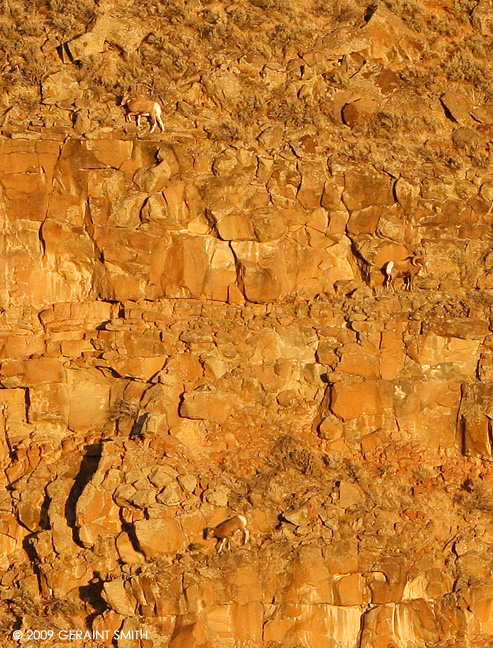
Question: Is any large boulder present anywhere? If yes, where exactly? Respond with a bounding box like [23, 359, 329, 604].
[133, 519, 186, 559]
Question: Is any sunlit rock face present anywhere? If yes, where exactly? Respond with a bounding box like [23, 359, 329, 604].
[2, 0, 493, 645]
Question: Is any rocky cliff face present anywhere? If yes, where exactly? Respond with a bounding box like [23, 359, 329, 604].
[2, 0, 493, 647]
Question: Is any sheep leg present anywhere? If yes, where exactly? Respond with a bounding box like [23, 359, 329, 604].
[383, 262, 394, 291]
[385, 276, 396, 291]
[217, 537, 227, 553]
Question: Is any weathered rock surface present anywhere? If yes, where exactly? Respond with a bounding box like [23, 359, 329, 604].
[2, 0, 493, 646]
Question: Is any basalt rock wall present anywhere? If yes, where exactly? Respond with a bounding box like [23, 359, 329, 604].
[2, 290, 493, 648]
[1, 132, 493, 647]
[2, 134, 493, 310]
[2, 0, 493, 645]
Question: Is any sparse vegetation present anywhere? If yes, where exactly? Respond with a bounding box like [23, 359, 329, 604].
[0, 0, 489, 178]
[312, 0, 361, 23]
[455, 478, 493, 513]
[109, 399, 140, 422]
[268, 434, 321, 476]
[383, 0, 426, 31]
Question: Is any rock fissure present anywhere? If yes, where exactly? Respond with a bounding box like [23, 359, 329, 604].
[65, 444, 103, 548]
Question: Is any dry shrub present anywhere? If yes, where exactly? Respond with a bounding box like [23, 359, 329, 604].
[312, 0, 361, 23]
[268, 435, 323, 477]
[382, 0, 426, 31]
[204, 121, 239, 142]
[109, 399, 139, 422]
[454, 478, 493, 513]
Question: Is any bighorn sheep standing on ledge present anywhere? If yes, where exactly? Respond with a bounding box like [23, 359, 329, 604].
[204, 515, 249, 553]
[122, 93, 165, 133]
[383, 254, 425, 291]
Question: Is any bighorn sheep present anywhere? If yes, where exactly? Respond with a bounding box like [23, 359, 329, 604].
[383, 254, 425, 291]
[122, 93, 165, 133]
[204, 515, 249, 553]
